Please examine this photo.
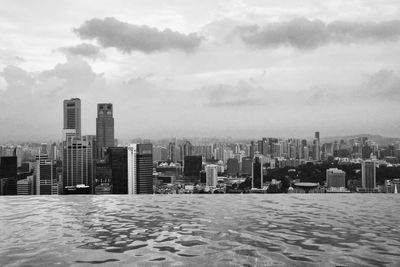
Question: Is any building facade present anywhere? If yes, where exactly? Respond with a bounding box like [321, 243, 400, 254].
[63, 98, 81, 138]
[252, 154, 263, 189]
[205, 164, 218, 187]
[326, 168, 346, 188]
[361, 160, 376, 192]
[62, 140, 94, 193]
[96, 103, 114, 159]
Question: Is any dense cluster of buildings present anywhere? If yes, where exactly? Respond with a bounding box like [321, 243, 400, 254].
[1, 98, 400, 195]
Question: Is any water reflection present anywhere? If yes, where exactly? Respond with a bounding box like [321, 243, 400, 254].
[0, 195, 400, 266]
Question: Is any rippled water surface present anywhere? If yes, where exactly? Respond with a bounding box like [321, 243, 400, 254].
[1, 195, 400, 266]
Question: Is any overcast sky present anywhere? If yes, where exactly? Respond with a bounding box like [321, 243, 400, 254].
[1, 0, 400, 142]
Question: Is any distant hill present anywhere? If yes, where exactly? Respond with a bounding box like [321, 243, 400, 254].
[322, 134, 400, 146]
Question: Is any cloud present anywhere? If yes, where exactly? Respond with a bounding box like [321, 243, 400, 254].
[59, 43, 101, 58]
[199, 80, 268, 107]
[234, 18, 400, 49]
[0, 56, 108, 141]
[74, 17, 203, 53]
[363, 69, 400, 100]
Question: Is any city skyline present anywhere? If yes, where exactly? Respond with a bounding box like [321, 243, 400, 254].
[1, 0, 400, 141]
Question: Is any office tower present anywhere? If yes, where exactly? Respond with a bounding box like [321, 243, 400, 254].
[241, 157, 253, 176]
[17, 176, 33, 195]
[83, 135, 97, 161]
[108, 144, 153, 194]
[36, 154, 59, 195]
[314, 131, 321, 161]
[326, 168, 346, 188]
[63, 98, 81, 138]
[95, 159, 112, 194]
[62, 139, 94, 194]
[0, 155, 18, 195]
[108, 147, 128, 194]
[96, 103, 114, 159]
[184, 155, 202, 182]
[257, 140, 263, 154]
[136, 144, 153, 194]
[205, 164, 218, 187]
[361, 160, 376, 192]
[252, 153, 263, 189]
[227, 158, 240, 177]
[0, 155, 17, 179]
[249, 141, 255, 158]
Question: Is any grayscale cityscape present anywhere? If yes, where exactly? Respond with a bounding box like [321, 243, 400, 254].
[1, 1, 400, 266]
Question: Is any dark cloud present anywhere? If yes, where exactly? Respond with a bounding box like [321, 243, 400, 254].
[74, 17, 203, 53]
[235, 18, 400, 49]
[59, 43, 101, 58]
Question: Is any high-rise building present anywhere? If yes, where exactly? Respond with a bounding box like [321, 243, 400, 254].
[136, 144, 153, 194]
[107, 144, 153, 194]
[313, 131, 321, 161]
[205, 164, 218, 187]
[96, 103, 114, 159]
[184, 156, 202, 183]
[36, 154, 59, 195]
[63, 98, 81, 138]
[326, 168, 346, 188]
[17, 176, 33, 195]
[108, 147, 128, 194]
[252, 154, 263, 189]
[62, 139, 94, 194]
[227, 158, 239, 177]
[241, 157, 253, 176]
[249, 141, 255, 158]
[0, 155, 18, 195]
[361, 160, 376, 192]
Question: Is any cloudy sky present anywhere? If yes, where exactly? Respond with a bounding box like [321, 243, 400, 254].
[1, 0, 400, 142]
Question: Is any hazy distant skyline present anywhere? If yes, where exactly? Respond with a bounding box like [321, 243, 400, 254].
[1, 0, 400, 142]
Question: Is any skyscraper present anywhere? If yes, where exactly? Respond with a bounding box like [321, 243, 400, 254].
[184, 156, 202, 177]
[108, 147, 128, 194]
[249, 141, 255, 158]
[36, 154, 59, 195]
[241, 157, 253, 176]
[0, 155, 18, 195]
[63, 98, 81, 138]
[205, 164, 218, 187]
[107, 144, 153, 194]
[227, 158, 239, 177]
[96, 103, 114, 159]
[313, 131, 321, 161]
[136, 144, 153, 194]
[252, 154, 263, 189]
[361, 160, 376, 192]
[62, 139, 94, 194]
